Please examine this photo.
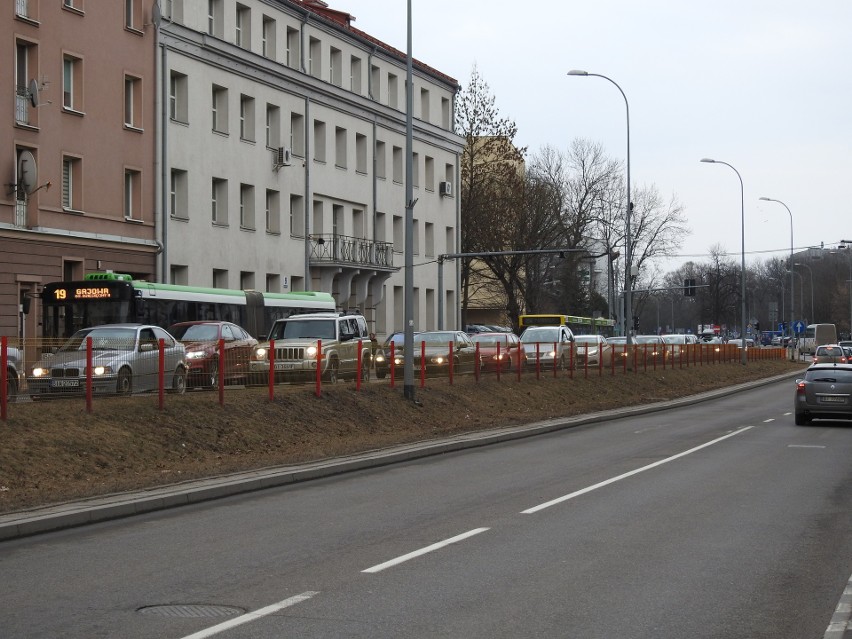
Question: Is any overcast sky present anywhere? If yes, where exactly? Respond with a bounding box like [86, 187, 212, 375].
[346, 1, 851, 274]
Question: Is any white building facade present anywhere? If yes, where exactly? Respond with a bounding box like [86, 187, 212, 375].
[157, 0, 463, 338]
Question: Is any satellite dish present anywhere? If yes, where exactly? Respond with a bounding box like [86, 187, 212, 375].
[17, 151, 38, 195]
[151, 2, 162, 27]
[28, 79, 39, 108]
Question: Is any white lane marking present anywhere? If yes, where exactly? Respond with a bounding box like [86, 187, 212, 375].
[824, 573, 852, 638]
[179, 592, 319, 639]
[783, 412, 792, 416]
[522, 427, 754, 514]
[789, 445, 826, 448]
[362, 528, 489, 574]
[763, 418, 775, 423]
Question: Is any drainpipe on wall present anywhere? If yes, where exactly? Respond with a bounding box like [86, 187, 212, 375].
[304, 96, 311, 287]
[158, 35, 168, 282]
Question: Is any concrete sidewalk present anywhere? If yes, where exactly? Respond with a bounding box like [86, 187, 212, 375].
[0, 372, 800, 542]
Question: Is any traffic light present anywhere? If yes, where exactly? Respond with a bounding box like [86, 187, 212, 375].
[684, 278, 696, 296]
[633, 315, 640, 331]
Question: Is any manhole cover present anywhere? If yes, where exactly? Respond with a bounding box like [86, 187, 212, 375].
[138, 604, 245, 618]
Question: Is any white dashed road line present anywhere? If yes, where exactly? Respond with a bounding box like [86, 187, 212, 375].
[363, 528, 490, 574]
[178, 592, 319, 639]
[824, 574, 852, 638]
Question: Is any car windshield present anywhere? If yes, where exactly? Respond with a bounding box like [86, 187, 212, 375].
[60, 327, 137, 352]
[169, 324, 220, 341]
[574, 335, 601, 344]
[270, 319, 336, 341]
[608, 337, 626, 344]
[816, 347, 844, 357]
[634, 336, 660, 344]
[520, 328, 561, 343]
[662, 336, 685, 344]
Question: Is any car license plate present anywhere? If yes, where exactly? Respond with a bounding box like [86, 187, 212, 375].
[274, 362, 297, 370]
[819, 396, 846, 403]
[51, 379, 80, 388]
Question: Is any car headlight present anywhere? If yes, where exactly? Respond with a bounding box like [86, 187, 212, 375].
[306, 345, 318, 358]
[186, 350, 212, 360]
[374, 354, 386, 363]
[393, 357, 403, 365]
[91, 366, 113, 376]
[252, 347, 268, 361]
[31, 366, 49, 377]
[431, 356, 446, 365]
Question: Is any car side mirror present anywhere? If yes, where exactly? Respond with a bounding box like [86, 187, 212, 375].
[140, 342, 156, 352]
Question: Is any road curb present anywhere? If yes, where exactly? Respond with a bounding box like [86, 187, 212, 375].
[0, 370, 801, 542]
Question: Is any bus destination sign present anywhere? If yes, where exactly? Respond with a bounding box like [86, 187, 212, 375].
[53, 286, 114, 301]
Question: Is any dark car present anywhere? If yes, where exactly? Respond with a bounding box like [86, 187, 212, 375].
[374, 331, 417, 379]
[471, 331, 524, 373]
[811, 344, 848, 366]
[794, 364, 852, 425]
[168, 321, 258, 388]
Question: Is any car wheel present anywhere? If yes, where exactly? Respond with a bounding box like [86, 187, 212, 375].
[794, 411, 811, 426]
[207, 362, 219, 389]
[116, 368, 132, 395]
[325, 358, 339, 384]
[171, 366, 187, 394]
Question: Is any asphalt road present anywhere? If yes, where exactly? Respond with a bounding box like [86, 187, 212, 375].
[2, 378, 851, 639]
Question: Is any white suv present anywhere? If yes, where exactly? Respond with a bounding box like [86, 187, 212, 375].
[250, 312, 371, 383]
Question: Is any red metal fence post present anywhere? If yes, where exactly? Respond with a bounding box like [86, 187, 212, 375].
[218, 338, 225, 406]
[390, 341, 396, 388]
[86, 337, 93, 413]
[0, 337, 7, 421]
[420, 340, 426, 388]
[315, 339, 322, 398]
[158, 337, 165, 410]
[356, 341, 363, 392]
[448, 340, 454, 385]
[268, 339, 275, 401]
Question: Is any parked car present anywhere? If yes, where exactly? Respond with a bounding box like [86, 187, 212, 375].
[471, 331, 524, 372]
[811, 344, 848, 365]
[412, 330, 480, 376]
[574, 334, 612, 368]
[28, 324, 187, 397]
[607, 336, 630, 360]
[728, 337, 756, 349]
[519, 326, 575, 370]
[250, 312, 371, 384]
[794, 363, 852, 425]
[167, 321, 258, 388]
[3, 345, 24, 399]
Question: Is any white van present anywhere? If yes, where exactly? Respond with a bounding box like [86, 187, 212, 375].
[799, 324, 837, 355]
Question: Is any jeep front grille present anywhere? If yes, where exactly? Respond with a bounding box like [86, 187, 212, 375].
[275, 347, 305, 361]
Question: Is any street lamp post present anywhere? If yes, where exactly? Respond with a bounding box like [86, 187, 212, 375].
[838, 241, 852, 339]
[759, 197, 795, 359]
[568, 70, 633, 346]
[793, 262, 814, 324]
[701, 158, 748, 365]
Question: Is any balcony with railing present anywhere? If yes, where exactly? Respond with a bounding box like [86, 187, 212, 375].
[309, 234, 395, 271]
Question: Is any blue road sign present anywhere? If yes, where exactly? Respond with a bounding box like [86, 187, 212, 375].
[793, 320, 806, 334]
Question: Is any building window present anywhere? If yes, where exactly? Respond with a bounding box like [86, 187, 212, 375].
[213, 269, 228, 288]
[240, 272, 255, 290]
[262, 16, 276, 58]
[445, 163, 454, 185]
[124, 75, 142, 130]
[63, 54, 83, 112]
[239, 94, 255, 142]
[387, 73, 398, 109]
[266, 274, 280, 293]
[425, 222, 435, 257]
[412, 218, 420, 254]
[163, 0, 183, 22]
[290, 194, 304, 236]
[425, 156, 434, 192]
[240, 183, 255, 230]
[353, 208, 365, 239]
[207, 0, 223, 38]
[235, 4, 250, 49]
[370, 65, 380, 101]
[412, 152, 419, 189]
[375, 211, 386, 242]
[420, 88, 430, 122]
[286, 27, 300, 69]
[442, 96, 451, 130]
[15, 40, 37, 127]
[212, 84, 228, 134]
[170, 265, 188, 285]
[62, 156, 82, 211]
[265, 189, 280, 234]
[355, 133, 367, 174]
[375, 140, 386, 179]
[350, 56, 362, 94]
[313, 120, 326, 162]
[125, 0, 143, 31]
[393, 215, 403, 252]
[266, 104, 280, 149]
[212, 177, 228, 225]
[170, 169, 188, 220]
[330, 47, 342, 86]
[169, 71, 188, 123]
[309, 37, 321, 79]
[124, 169, 142, 220]
[290, 112, 305, 156]
[392, 146, 402, 184]
[335, 127, 347, 169]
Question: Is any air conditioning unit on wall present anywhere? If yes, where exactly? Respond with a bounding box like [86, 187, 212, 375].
[274, 147, 292, 170]
[439, 181, 452, 197]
